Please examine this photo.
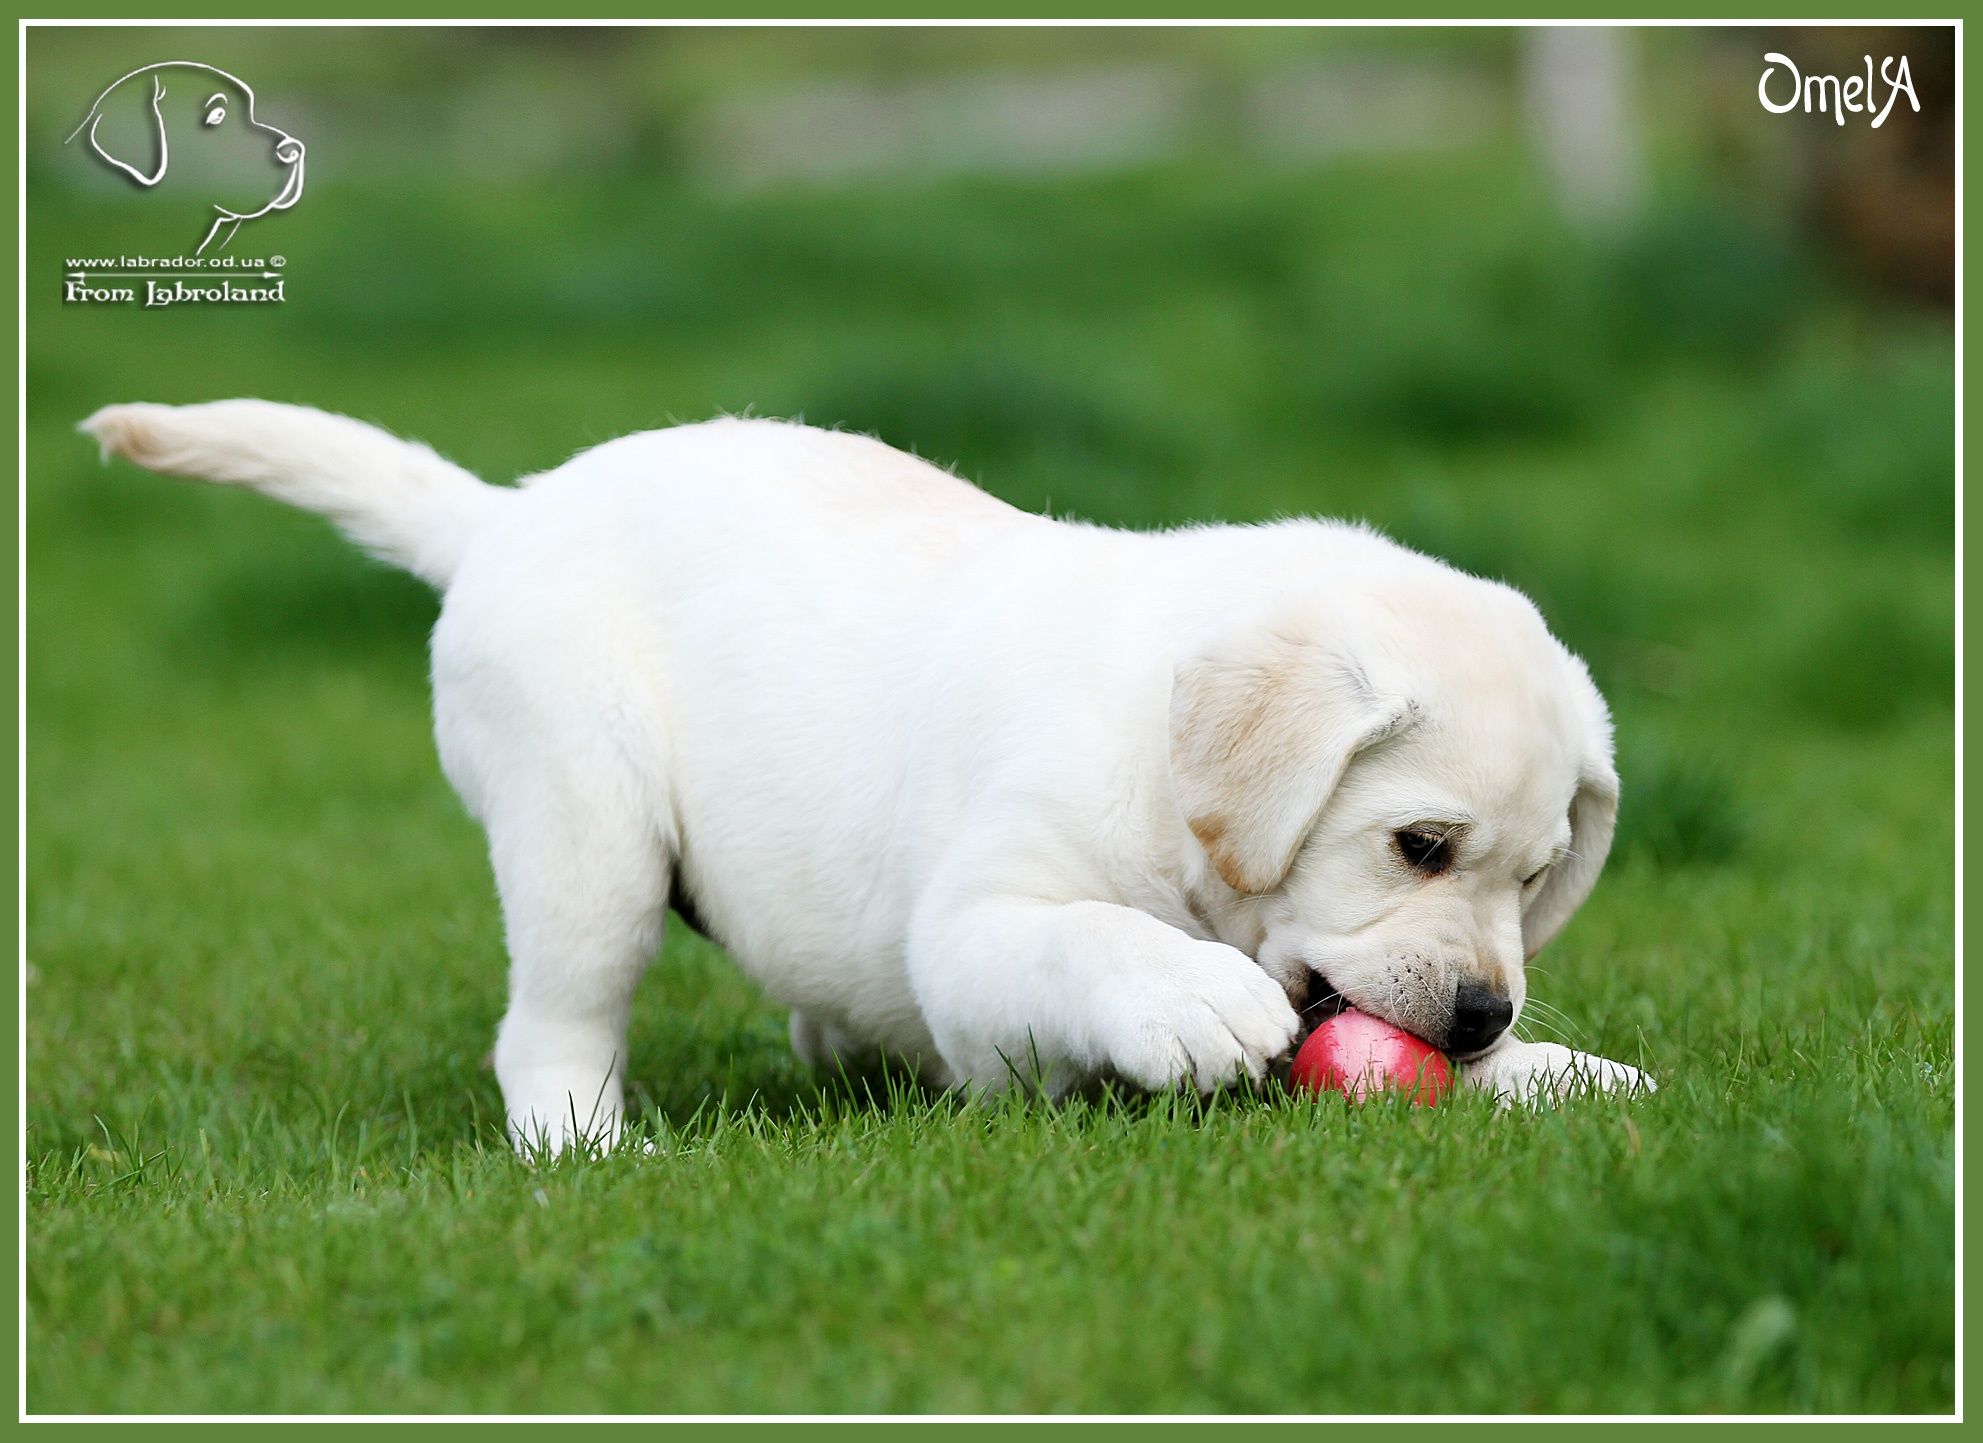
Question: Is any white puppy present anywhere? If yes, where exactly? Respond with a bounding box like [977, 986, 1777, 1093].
[82, 401, 1652, 1151]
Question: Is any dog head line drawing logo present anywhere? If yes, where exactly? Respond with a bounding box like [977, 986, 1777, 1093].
[67, 61, 305, 255]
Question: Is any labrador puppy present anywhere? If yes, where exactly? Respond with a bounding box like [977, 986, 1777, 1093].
[68, 62, 305, 255]
[82, 401, 1653, 1151]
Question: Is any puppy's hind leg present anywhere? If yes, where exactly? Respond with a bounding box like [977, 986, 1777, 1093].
[433, 550, 676, 1156]
[789, 1011, 864, 1072]
[788, 1011, 955, 1092]
[479, 770, 669, 1157]
[441, 672, 667, 1154]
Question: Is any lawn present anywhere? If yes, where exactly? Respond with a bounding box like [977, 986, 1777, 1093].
[24, 153, 1955, 1413]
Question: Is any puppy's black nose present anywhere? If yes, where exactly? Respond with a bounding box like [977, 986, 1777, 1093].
[1449, 982, 1513, 1055]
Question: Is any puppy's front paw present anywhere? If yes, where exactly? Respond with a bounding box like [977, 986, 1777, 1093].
[1100, 943, 1300, 1092]
[1463, 1039, 1655, 1109]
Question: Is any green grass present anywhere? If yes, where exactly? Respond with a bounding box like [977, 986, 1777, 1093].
[24, 153, 1953, 1414]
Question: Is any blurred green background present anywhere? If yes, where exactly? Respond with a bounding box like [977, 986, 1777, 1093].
[25, 25, 1954, 1414]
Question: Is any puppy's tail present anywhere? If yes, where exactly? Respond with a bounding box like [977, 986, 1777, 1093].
[80, 399, 505, 588]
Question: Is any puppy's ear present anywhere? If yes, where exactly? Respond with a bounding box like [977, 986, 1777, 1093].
[73, 73, 168, 187]
[1522, 676, 1620, 955]
[1170, 632, 1412, 895]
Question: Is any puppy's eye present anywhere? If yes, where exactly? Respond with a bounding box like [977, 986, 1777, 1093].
[1393, 828, 1452, 876]
[204, 106, 225, 127]
[1522, 865, 1549, 888]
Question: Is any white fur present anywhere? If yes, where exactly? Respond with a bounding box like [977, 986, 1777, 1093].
[82, 400, 1653, 1151]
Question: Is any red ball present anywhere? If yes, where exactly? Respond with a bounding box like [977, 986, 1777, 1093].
[1289, 1007, 1453, 1105]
